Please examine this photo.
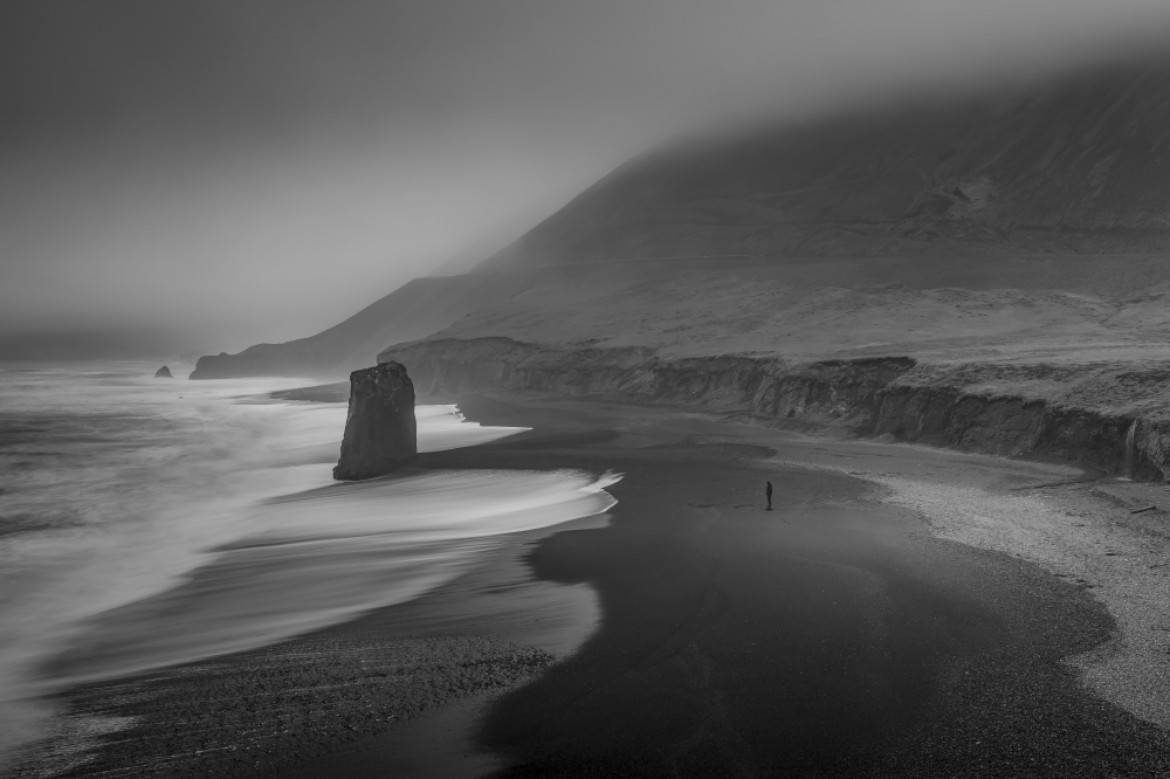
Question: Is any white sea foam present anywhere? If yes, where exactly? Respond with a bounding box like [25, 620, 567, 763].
[43, 468, 619, 688]
[0, 361, 617, 765]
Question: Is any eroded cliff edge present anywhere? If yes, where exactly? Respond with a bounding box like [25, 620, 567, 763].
[333, 361, 417, 481]
[381, 337, 1170, 481]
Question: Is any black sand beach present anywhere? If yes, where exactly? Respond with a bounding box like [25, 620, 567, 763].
[20, 393, 1170, 777]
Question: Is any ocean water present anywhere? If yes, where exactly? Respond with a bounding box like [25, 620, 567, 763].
[0, 361, 618, 763]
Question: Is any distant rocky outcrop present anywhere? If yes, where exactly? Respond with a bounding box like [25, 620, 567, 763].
[154, 365, 173, 378]
[333, 362, 417, 481]
[188, 274, 525, 379]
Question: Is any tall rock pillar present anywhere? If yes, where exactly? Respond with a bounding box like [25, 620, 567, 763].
[333, 361, 417, 480]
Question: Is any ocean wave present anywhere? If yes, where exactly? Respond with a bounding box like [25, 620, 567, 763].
[44, 468, 620, 687]
[0, 362, 615, 764]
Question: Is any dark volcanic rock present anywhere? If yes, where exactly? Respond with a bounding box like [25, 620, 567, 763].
[154, 365, 173, 378]
[333, 362, 417, 481]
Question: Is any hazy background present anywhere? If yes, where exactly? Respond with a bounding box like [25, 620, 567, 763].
[3, 0, 1170, 358]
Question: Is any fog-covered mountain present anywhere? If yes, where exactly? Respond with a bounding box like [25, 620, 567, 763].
[485, 59, 1170, 269]
[192, 56, 1170, 381]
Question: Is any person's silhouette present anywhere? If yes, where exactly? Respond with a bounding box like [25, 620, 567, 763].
[766, 480, 773, 511]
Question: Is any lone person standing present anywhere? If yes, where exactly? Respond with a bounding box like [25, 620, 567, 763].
[766, 480, 773, 511]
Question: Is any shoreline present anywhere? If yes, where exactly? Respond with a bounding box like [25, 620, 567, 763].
[467, 391, 1170, 732]
[449, 394, 1170, 773]
[404, 393, 1170, 775]
[11, 391, 1170, 777]
[741, 432, 1170, 730]
[8, 508, 602, 778]
[833, 463, 1170, 730]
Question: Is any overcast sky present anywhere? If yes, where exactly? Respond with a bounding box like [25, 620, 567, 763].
[3, 0, 1170, 356]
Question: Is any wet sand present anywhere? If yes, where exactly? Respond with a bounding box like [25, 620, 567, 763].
[427, 395, 1170, 777]
[16, 393, 1170, 777]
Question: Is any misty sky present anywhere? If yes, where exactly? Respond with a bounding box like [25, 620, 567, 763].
[3, 1, 1170, 356]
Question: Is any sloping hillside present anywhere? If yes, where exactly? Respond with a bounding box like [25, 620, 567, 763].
[485, 58, 1170, 268]
[192, 56, 1170, 382]
[407, 255, 1170, 363]
[189, 273, 524, 378]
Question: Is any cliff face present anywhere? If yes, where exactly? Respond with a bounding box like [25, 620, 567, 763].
[382, 338, 1170, 481]
[333, 362, 417, 481]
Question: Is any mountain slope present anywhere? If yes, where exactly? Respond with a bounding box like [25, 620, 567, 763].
[484, 58, 1170, 269]
[193, 56, 1170, 380]
[189, 273, 524, 378]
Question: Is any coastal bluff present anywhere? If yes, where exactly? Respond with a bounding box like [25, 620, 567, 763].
[333, 361, 417, 481]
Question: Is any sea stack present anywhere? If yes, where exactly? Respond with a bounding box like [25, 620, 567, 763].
[154, 365, 173, 378]
[333, 361, 417, 480]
